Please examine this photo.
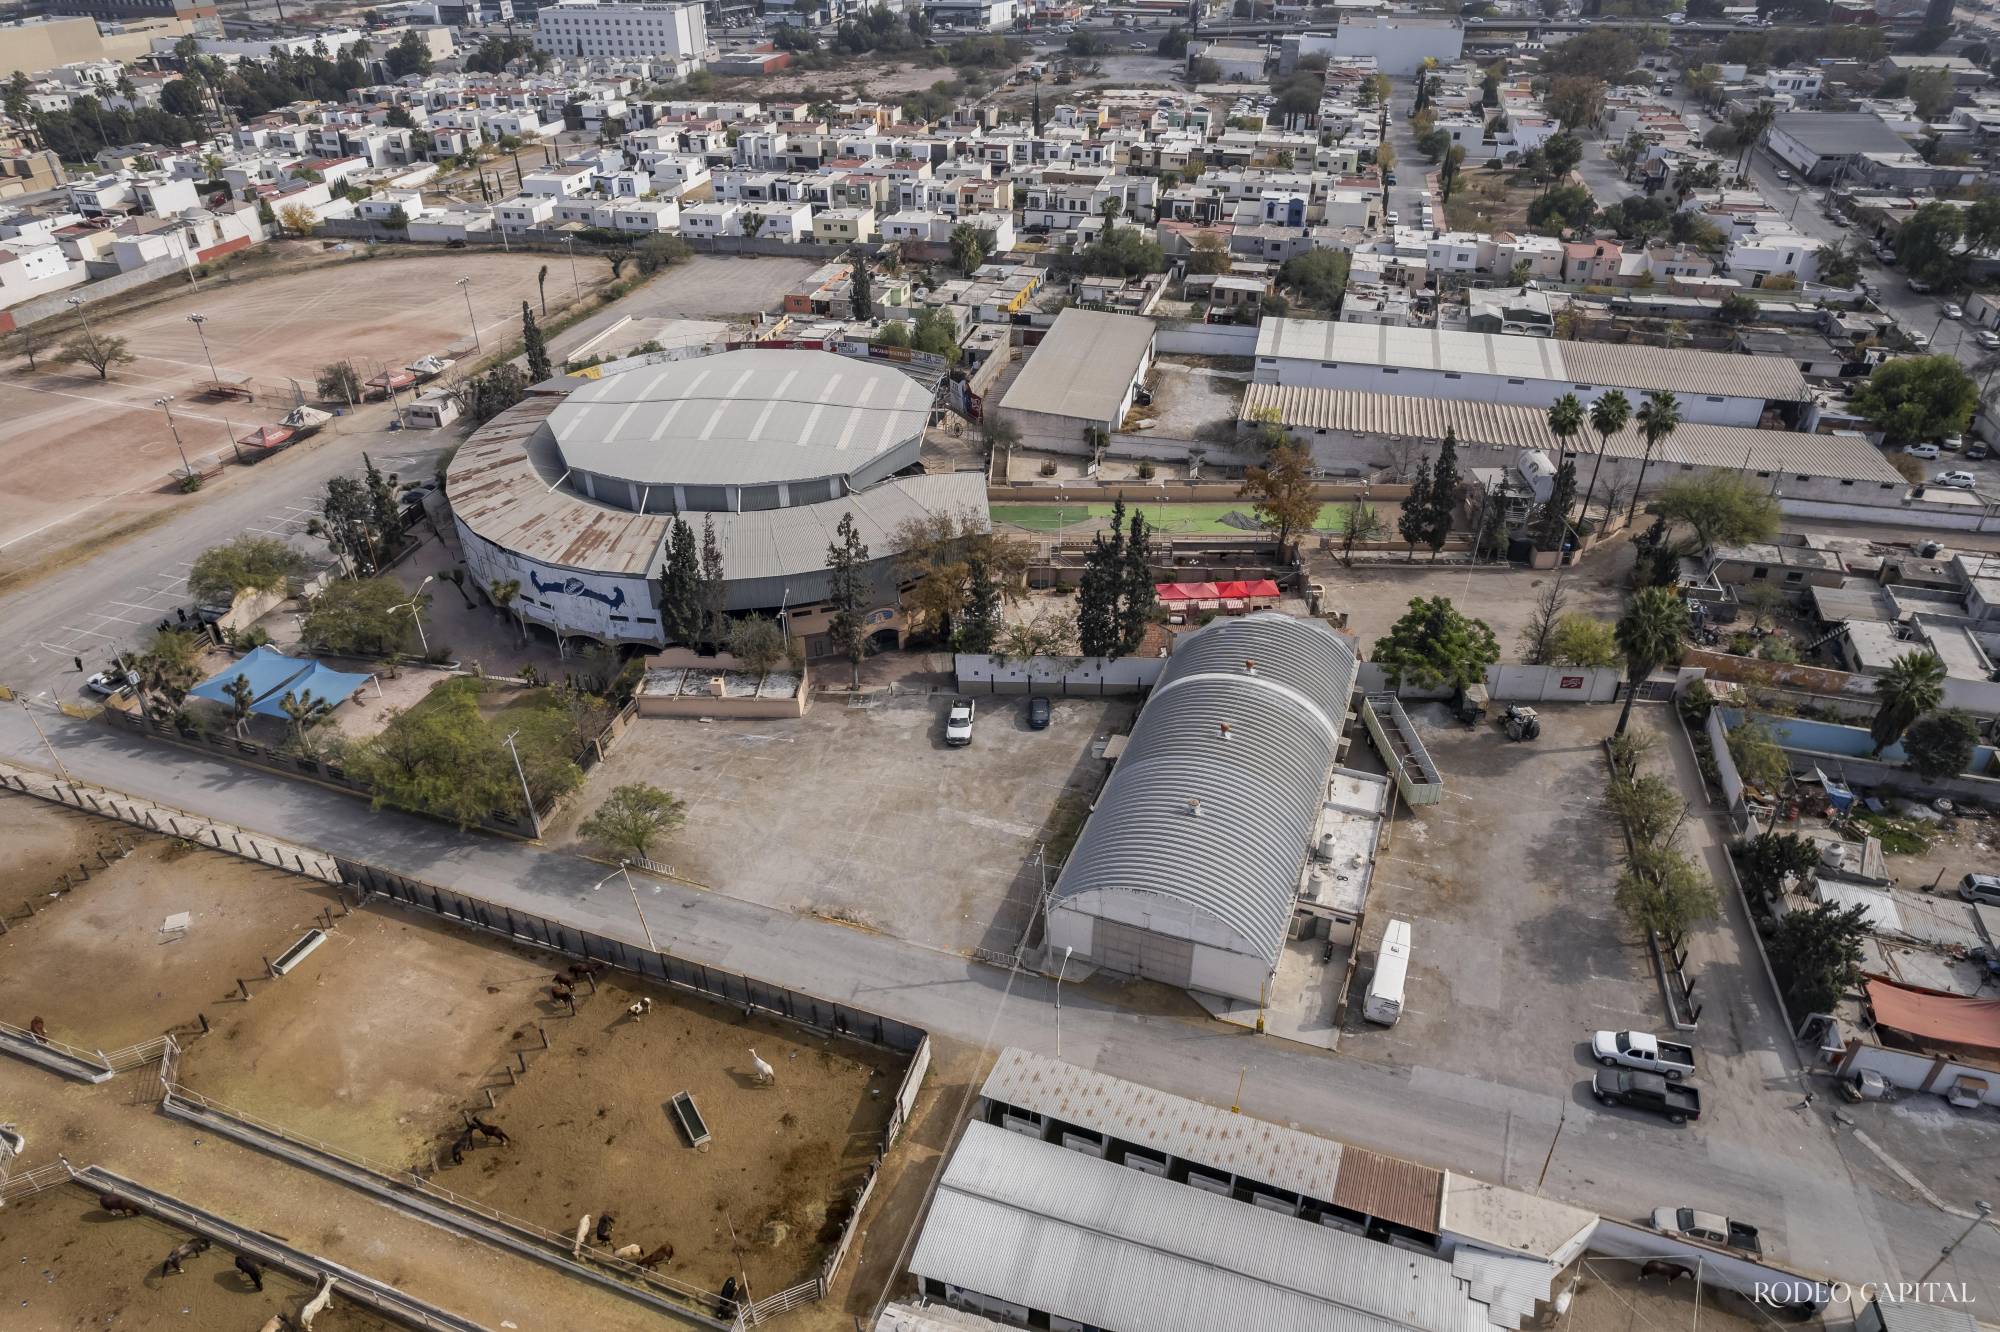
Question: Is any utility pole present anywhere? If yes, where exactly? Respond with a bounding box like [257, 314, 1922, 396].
[187, 313, 221, 386]
[457, 275, 482, 353]
[503, 728, 542, 838]
[155, 395, 194, 478]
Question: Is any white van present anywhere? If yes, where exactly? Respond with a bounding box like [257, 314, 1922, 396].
[1363, 919, 1411, 1026]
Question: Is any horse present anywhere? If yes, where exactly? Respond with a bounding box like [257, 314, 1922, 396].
[298, 1276, 335, 1329]
[550, 979, 575, 1005]
[1638, 1260, 1694, 1284]
[566, 961, 606, 982]
[637, 1243, 674, 1269]
[571, 1214, 593, 1259]
[447, 1128, 475, 1166]
[28, 1017, 48, 1044]
[626, 997, 653, 1022]
[595, 1213, 616, 1245]
[469, 1116, 511, 1146]
[97, 1194, 141, 1217]
[235, 1255, 266, 1291]
[158, 1236, 211, 1278]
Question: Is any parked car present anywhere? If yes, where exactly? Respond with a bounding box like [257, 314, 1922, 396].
[1775, 168, 1793, 182]
[1383, 170, 1397, 185]
[1907, 277, 1933, 293]
[1592, 1069, 1702, 1124]
[1945, 301, 1965, 320]
[1968, 442, 1991, 461]
[1935, 470, 1978, 489]
[1128, 39, 1148, 48]
[1961, 873, 2000, 906]
[1876, 248, 1896, 266]
[1386, 210, 1400, 226]
[1592, 1030, 1696, 1080]
[86, 668, 138, 699]
[1027, 695, 1052, 729]
[1979, 330, 2000, 351]
[1903, 442, 1941, 459]
[1650, 1206, 1764, 1256]
[945, 697, 975, 746]
[1943, 435, 1964, 451]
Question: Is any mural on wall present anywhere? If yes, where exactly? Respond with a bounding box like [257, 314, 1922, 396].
[530, 570, 627, 610]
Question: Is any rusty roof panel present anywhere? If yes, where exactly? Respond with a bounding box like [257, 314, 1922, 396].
[1333, 1146, 1443, 1234]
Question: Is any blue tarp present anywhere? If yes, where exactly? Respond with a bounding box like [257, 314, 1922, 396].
[188, 645, 370, 718]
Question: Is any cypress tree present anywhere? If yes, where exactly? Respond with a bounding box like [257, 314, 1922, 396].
[522, 301, 552, 383]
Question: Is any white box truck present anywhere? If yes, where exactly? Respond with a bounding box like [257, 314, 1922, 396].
[1363, 918, 1411, 1026]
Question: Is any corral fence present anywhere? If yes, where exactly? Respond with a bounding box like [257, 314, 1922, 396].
[331, 855, 933, 1321]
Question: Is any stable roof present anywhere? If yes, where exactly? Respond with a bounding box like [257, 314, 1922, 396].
[1865, 977, 2000, 1055]
[1052, 613, 1358, 968]
[546, 347, 931, 489]
[909, 1123, 1496, 1332]
[1253, 319, 1809, 403]
[1000, 306, 1155, 425]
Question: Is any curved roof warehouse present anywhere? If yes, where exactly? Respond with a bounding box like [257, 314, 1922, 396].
[1047, 613, 1360, 1003]
[446, 347, 986, 650]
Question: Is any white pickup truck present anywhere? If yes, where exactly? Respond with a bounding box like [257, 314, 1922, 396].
[1592, 1030, 1695, 1080]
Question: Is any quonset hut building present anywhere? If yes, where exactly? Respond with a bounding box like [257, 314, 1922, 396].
[1045, 613, 1362, 1003]
[446, 346, 988, 656]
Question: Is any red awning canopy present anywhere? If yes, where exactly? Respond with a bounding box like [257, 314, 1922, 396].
[238, 425, 294, 449]
[1866, 977, 2000, 1055]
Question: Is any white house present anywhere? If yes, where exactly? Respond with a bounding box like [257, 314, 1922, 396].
[613, 200, 680, 232]
[495, 194, 559, 231]
[1726, 227, 1823, 285]
[739, 200, 813, 241]
[680, 200, 740, 238]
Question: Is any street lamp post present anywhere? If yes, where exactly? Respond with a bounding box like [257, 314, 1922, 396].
[457, 276, 481, 353]
[65, 294, 95, 341]
[1054, 945, 1073, 1059]
[564, 235, 580, 303]
[154, 395, 193, 477]
[390, 574, 434, 658]
[1918, 1200, 1993, 1284]
[21, 693, 71, 783]
[187, 313, 221, 386]
[504, 727, 544, 839]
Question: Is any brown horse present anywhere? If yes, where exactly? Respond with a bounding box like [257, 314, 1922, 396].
[159, 1236, 211, 1277]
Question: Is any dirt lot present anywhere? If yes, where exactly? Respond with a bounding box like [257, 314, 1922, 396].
[1444, 168, 1544, 235]
[0, 795, 338, 1051]
[551, 693, 1134, 957]
[0, 247, 602, 552]
[1316, 544, 1634, 658]
[450, 970, 903, 1296]
[0, 1185, 394, 1332]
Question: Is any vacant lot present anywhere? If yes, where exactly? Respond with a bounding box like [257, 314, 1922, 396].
[0, 1186, 395, 1332]
[1322, 552, 1633, 657]
[1443, 169, 1544, 235]
[0, 249, 599, 551]
[553, 694, 1132, 957]
[0, 795, 339, 1051]
[1342, 703, 1663, 1096]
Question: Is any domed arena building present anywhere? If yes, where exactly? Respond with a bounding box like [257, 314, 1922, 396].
[446, 345, 987, 655]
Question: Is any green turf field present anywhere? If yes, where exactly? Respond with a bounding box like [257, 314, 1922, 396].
[992, 501, 1353, 534]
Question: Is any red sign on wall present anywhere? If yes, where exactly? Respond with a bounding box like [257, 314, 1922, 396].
[1560, 675, 1584, 690]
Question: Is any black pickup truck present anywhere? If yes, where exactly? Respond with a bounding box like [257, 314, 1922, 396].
[1592, 1070, 1702, 1125]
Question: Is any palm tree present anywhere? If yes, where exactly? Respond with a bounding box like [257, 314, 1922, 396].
[1628, 389, 1681, 524]
[1614, 587, 1689, 737]
[1545, 393, 1585, 524]
[279, 688, 326, 757]
[1737, 102, 1776, 176]
[489, 577, 524, 643]
[1582, 390, 1630, 535]
[1868, 650, 1945, 756]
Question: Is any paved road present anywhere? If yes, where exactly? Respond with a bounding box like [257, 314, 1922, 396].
[4, 706, 1994, 1314]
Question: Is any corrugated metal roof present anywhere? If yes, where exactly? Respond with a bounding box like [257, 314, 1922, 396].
[546, 348, 930, 488]
[1051, 613, 1358, 967]
[1332, 1147, 1444, 1234]
[1450, 1250, 1554, 1331]
[980, 1047, 1343, 1201]
[1238, 383, 1903, 485]
[999, 307, 1156, 424]
[446, 397, 987, 580]
[1253, 319, 1808, 403]
[908, 1122, 1492, 1332]
[1438, 1173, 1596, 1264]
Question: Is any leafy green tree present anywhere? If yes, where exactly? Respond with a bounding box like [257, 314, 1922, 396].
[279, 688, 327, 756]
[345, 681, 517, 828]
[826, 510, 871, 685]
[522, 302, 552, 383]
[1849, 355, 1978, 448]
[1278, 249, 1350, 314]
[1868, 649, 1946, 756]
[1549, 614, 1620, 667]
[959, 554, 1002, 653]
[1372, 596, 1500, 692]
[1532, 457, 1578, 553]
[301, 576, 421, 656]
[1606, 771, 1685, 847]
[317, 360, 360, 404]
[1901, 707, 1977, 779]
[578, 782, 687, 860]
[1077, 499, 1126, 658]
[1423, 428, 1461, 559]
[1654, 473, 1780, 552]
[1539, 130, 1585, 182]
[463, 364, 527, 426]
[657, 517, 701, 645]
[1736, 831, 1821, 899]
[189, 535, 306, 604]
[1613, 586, 1689, 737]
[849, 254, 873, 319]
[1768, 901, 1871, 1014]
[1397, 457, 1433, 562]
[699, 514, 727, 650]
[728, 615, 789, 673]
[910, 307, 964, 363]
[949, 222, 993, 275]
[1117, 509, 1156, 656]
[1616, 842, 1719, 937]
[1727, 718, 1790, 791]
[1546, 29, 1637, 79]
[222, 672, 256, 737]
[1628, 389, 1681, 523]
[1896, 201, 1966, 288]
[1239, 441, 1322, 553]
[1526, 183, 1595, 235]
[1338, 501, 1386, 567]
[55, 331, 136, 380]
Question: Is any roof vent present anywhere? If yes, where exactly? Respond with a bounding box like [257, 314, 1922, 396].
[1218, 721, 1231, 740]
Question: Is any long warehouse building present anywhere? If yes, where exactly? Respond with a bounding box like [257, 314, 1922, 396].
[1252, 318, 1811, 429]
[1045, 612, 1357, 1003]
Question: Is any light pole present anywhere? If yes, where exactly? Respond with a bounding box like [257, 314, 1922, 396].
[21, 693, 71, 783]
[1918, 1200, 1993, 1284]
[154, 396, 193, 477]
[592, 861, 658, 951]
[564, 234, 580, 303]
[1054, 945, 1073, 1060]
[457, 276, 481, 353]
[65, 294, 96, 343]
[390, 574, 434, 658]
[186, 313, 221, 386]
[503, 727, 543, 839]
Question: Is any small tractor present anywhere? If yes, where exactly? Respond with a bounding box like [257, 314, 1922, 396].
[1501, 704, 1542, 742]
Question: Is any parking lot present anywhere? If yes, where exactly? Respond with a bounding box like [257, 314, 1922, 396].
[550, 692, 1134, 958]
